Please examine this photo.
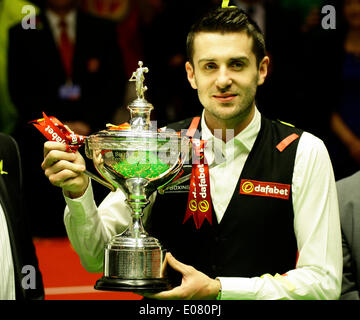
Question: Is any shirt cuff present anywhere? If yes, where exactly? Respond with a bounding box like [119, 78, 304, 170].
[63, 181, 97, 224]
[216, 277, 258, 300]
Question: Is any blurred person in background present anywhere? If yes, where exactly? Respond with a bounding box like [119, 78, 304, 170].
[269, 0, 332, 138]
[337, 170, 360, 299]
[8, 0, 127, 236]
[329, 0, 360, 180]
[80, 0, 164, 124]
[290, 0, 359, 180]
[139, 0, 212, 127]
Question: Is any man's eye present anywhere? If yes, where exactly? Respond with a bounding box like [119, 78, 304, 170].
[231, 62, 244, 70]
[204, 63, 217, 70]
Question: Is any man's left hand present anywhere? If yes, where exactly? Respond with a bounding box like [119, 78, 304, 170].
[141, 252, 221, 300]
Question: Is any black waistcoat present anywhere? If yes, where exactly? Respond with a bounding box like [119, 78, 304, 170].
[146, 115, 303, 286]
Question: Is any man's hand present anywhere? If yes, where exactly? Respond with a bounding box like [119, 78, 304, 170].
[142, 253, 221, 300]
[42, 141, 89, 198]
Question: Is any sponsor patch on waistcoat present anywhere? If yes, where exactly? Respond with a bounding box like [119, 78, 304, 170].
[239, 179, 291, 200]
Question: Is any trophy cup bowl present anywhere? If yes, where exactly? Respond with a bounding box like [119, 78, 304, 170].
[85, 126, 190, 292]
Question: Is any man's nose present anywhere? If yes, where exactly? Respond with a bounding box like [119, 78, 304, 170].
[215, 67, 232, 90]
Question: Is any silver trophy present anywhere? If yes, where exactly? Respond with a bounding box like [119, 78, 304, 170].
[85, 61, 190, 292]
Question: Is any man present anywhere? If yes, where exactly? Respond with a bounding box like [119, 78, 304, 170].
[9, 0, 126, 236]
[0, 133, 44, 300]
[42, 7, 342, 299]
[9, 0, 127, 135]
[337, 171, 360, 299]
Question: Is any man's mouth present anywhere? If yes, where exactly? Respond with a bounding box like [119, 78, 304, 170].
[213, 93, 237, 103]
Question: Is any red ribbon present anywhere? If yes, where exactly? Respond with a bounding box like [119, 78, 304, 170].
[30, 112, 85, 152]
[183, 139, 212, 229]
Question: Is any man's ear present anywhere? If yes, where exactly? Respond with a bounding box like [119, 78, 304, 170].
[257, 56, 270, 86]
[185, 61, 197, 89]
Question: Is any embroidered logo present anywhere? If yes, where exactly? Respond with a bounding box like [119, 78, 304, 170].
[241, 181, 254, 193]
[240, 179, 290, 200]
[0, 160, 8, 175]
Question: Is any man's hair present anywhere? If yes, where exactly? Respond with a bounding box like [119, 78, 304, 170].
[186, 7, 266, 66]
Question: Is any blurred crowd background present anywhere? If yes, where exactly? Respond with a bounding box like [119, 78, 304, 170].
[0, 0, 359, 237]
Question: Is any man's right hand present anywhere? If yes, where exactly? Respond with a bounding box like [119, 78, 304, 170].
[42, 141, 89, 199]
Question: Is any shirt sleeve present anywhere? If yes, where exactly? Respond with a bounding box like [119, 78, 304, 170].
[217, 132, 343, 300]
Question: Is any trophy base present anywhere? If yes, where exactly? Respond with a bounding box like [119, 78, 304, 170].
[94, 276, 170, 293]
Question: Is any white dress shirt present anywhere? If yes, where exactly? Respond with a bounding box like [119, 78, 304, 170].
[203, 107, 261, 223]
[63, 108, 342, 299]
[0, 203, 15, 300]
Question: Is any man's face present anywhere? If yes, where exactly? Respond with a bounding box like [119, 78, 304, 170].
[185, 32, 268, 128]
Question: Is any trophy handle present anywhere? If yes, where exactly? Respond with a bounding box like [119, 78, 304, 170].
[83, 170, 116, 192]
[84, 142, 117, 191]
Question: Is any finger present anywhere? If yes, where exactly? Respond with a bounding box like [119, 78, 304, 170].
[44, 159, 85, 178]
[58, 171, 88, 190]
[141, 286, 184, 300]
[166, 252, 192, 276]
[43, 141, 68, 157]
[48, 168, 81, 187]
[42, 150, 77, 170]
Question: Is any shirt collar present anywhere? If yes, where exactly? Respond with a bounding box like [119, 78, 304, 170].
[201, 107, 261, 165]
[45, 9, 77, 43]
[201, 106, 261, 149]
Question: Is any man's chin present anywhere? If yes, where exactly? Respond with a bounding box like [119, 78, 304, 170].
[211, 107, 243, 121]
[206, 104, 254, 124]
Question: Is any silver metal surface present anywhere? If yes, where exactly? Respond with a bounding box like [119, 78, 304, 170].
[129, 61, 148, 100]
[85, 61, 190, 286]
[104, 235, 166, 279]
[83, 170, 116, 192]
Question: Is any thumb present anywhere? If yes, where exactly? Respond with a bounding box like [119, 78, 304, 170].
[166, 252, 191, 275]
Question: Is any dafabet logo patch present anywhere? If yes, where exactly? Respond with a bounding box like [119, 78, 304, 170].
[239, 179, 290, 200]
